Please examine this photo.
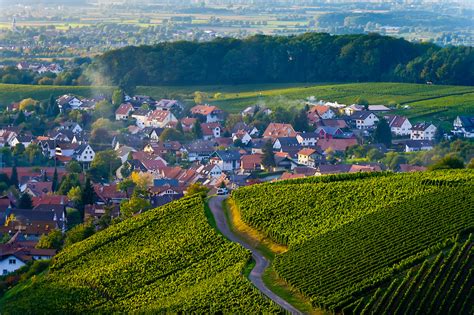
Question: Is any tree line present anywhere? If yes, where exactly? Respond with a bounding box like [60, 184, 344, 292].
[93, 32, 473, 88]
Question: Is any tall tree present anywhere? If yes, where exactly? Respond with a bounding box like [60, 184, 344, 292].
[81, 177, 95, 206]
[193, 121, 203, 139]
[292, 108, 309, 132]
[51, 168, 59, 192]
[176, 121, 183, 133]
[112, 89, 124, 106]
[262, 140, 276, 170]
[10, 164, 19, 188]
[373, 118, 392, 148]
[18, 193, 33, 209]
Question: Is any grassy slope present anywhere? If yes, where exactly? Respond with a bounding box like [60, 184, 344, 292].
[0, 195, 279, 314]
[1, 82, 472, 126]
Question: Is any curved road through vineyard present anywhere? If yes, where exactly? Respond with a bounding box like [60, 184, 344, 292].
[208, 196, 302, 314]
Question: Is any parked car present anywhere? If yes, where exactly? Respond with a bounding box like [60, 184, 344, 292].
[216, 188, 229, 195]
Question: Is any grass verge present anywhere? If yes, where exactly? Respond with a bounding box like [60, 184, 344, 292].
[222, 197, 321, 314]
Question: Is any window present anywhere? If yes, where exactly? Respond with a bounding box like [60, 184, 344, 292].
[9, 259, 16, 265]
[2, 269, 7, 275]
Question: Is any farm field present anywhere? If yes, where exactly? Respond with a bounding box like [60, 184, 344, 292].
[0, 195, 279, 313]
[231, 170, 474, 313]
[1, 82, 472, 124]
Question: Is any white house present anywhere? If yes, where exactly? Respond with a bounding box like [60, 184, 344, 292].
[9, 135, 33, 148]
[73, 144, 95, 163]
[57, 95, 83, 111]
[131, 109, 150, 129]
[232, 130, 252, 145]
[386, 115, 412, 136]
[350, 112, 379, 129]
[405, 140, 434, 152]
[201, 123, 222, 140]
[145, 109, 177, 128]
[115, 103, 134, 121]
[197, 164, 223, 178]
[296, 132, 319, 147]
[411, 123, 437, 140]
[190, 105, 224, 123]
[60, 122, 83, 134]
[210, 150, 241, 171]
[0, 255, 27, 275]
[297, 148, 323, 168]
[452, 116, 474, 138]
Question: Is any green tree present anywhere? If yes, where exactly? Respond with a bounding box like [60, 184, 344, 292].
[63, 222, 95, 248]
[66, 161, 82, 173]
[373, 118, 392, 148]
[367, 148, 384, 161]
[192, 121, 202, 139]
[67, 186, 82, 208]
[292, 108, 309, 132]
[88, 150, 121, 182]
[112, 89, 124, 106]
[58, 173, 81, 195]
[120, 196, 151, 218]
[467, 158, 474, 169]
[186, 183, 209, 196]
[429, 155, 465, 170]
[18, 193, 33, 209]
[176, 121, 183, 133]
[36, 230, 64, 250]
[159, 128, 183, 142]
[117, 178, 135, 198]
[66, 208, 82, 228]
[262, 140, 276, 170]
[51, 168, 59, 192]
[10, 164, 19, 188]
[81, 177, 95, 206]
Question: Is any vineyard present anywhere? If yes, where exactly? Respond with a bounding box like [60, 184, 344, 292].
[232, 170, 474, 312]
[0, 194, 279, 313]
[344, 235, 474, 315]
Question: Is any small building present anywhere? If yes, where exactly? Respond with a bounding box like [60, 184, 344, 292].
[411, 123, 437, 141]
[190, 105, 224, 123]
[297, 148, 323, 168]
[296, 132, 319, 147]
[73, 144, 95, 163]
[240, 154, 263, 172]
[210, 150, 241, 171]
[350, 112, 379, 129]
[115, 103, 134, 121]
[263, 123, 297, 139]
[145, 109, 177, 128]
[386, 115, 412, 136]
[201, 122, 222, 140]
[405, 140, 434, 152]
[452, 116, 474, 138]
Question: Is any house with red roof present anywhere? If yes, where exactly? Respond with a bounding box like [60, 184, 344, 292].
[115, 103, 134, 121]
[145, 109, 177, 128]
[190, 105, 224, 123]
[201, 122, 222, 140]
[385, 115, 412, 136]
[317, 137, 358, 153]
[240, 154, 263, 172]
[263, 123, 297, 139]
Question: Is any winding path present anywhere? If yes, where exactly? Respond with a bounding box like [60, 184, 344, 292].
[208, 196, 303, 314]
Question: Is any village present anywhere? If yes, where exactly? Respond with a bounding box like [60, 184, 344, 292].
[0, 90, 473, 275]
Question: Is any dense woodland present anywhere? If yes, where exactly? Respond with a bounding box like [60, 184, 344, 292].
[94, 33, 474, 88]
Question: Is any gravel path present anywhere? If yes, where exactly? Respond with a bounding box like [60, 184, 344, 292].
[208, 196, 303, 314]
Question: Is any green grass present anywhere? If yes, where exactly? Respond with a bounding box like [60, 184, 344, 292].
[0, 84, 115, 106]
[1, 82, 472, 125]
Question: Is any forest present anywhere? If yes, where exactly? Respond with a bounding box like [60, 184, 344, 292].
[93, 32, 474, 88]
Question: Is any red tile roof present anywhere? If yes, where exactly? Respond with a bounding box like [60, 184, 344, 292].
[115, 103, 134, 115]
[263, 123, 297, 139]
[317, 138, 358, 152]
[191, 105, 220, 116]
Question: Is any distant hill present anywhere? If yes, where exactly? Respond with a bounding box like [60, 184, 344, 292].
[231, 170, 474, 313]
[93, 32, 474, 87]
[0, 195, 279, 313]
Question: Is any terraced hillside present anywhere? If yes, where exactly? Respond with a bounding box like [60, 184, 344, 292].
[232, 170, 474, 313]
[0, 195, 279, 314]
